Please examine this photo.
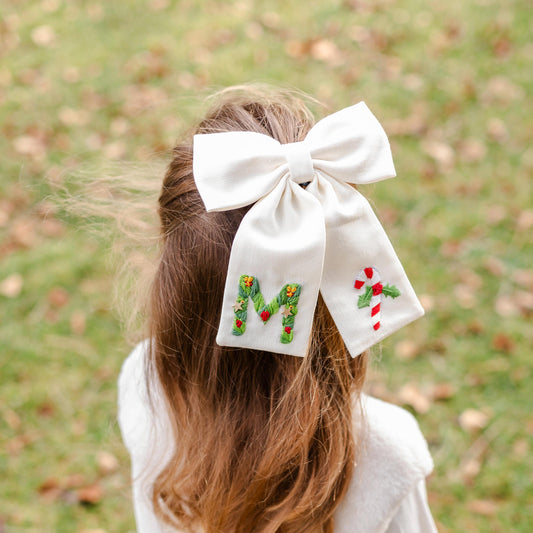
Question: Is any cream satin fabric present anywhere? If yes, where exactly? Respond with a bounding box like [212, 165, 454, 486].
[193, 102, 424, 358]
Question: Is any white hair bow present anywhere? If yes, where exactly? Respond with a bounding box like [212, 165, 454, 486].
[193, 102, 424, 358]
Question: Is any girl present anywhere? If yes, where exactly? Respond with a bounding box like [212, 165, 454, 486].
[118, 86, 438, 533]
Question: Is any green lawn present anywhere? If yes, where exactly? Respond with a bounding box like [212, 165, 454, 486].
[1, 0, 532, 531]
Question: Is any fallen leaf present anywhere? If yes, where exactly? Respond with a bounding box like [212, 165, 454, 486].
[13, 135, 46, 159]
[97, 451, 119, 475]
[70, 311, 86, 335]
[149, 0, 169, 10]
[0, 273, 23, 298]
[58, 107, 90, 127]
[398, 384, 431, 414]
[63, 473, 86, 489]
[516, 210, 533, 232]
[2, 407, 21, 429]
[31, 25, 56, 47]
[37, 478, 61, 501]
[431, 383, 455, 401]
[467, 499, 499, 516]
[394, 339, 420, 360]
[76, 483, 103, 505]
[512, 269, 533, 290]
[494, 294, 520, 317]
[483, 255, 505, 276]
[512, 438, 529, 458]
[421, 140, 455, 169]
[486, 118, 508, 142]
[310, 39, 344, 65]
[454, 283, 477, 309]
[48, 287, 69, 308]
[515, 291, 533, 314]
[103, 141, 127, 160]
[457, 138, 487, 163]
[492, 333, 515, 353]
[458, 409, 490, 432]
[482, 76, 524, 105]
[418, 294, 434, 312]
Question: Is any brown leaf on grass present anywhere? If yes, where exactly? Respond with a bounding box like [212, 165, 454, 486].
[2, 407, 21, 429]
[310, 39, 344, 66]
[31, 25, 56, 47]
[454, 284, 477, 309]
[494, 294, 520, 317]
[149, 0, 169, 10]
[0, 273, 23, 298]
[512, 269, 533, 290]
[47, 287, 69, 308]
[58, 107, 90, 127]
[421, 140, 455, 170]
[515, 291, 533, 315]
[394, 339, 421, 360]
[457, 138, 487, 163]
[516, 209, 533, 232]
[97, 451, 120, 476]
[430, 383, 456, 401]
[482, 76, 524, 105]
[63, 473, 86, 489]
[37, 478, 61, 501]
[458, 409, 490, 432]
[482, 255, 505, 276]
[398, 384, 431, 414]
[467, 499, 499, 516]
[486, 118, 508, 142]
[512, 438, 529, 458]
[13, 135, 47, 160]
[76, 483, 103, 505]
[70, 311, 87, 335]
[384, 104, 428, 136]
[460, 437, 489, 484]
[492, 333, 515, 354]
[418, 294, 435, 312]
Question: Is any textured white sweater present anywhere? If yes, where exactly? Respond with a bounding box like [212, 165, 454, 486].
[118, 341, 438, 532]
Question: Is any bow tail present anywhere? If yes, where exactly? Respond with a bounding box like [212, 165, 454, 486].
[309, 176, 425, 358]
[216, 179, 326, 357]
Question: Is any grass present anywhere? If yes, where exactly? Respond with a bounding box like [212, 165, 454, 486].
[1, 0, 532, 531]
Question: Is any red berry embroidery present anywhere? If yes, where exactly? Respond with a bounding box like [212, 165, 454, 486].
[236, 319, 243, 328]
[372, 282, 383, 296]
[260, 310, 270, 321]
[284, 326, 292, 334]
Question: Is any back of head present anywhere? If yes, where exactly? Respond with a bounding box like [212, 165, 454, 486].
[149, 86, 368, 533]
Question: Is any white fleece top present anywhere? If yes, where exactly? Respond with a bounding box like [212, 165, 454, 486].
[118, 341, 438, 533]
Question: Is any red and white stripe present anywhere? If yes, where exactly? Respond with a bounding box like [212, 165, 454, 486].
[354, 267, 382, 331]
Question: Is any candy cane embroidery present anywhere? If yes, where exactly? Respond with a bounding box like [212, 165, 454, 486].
[232, 275, 302, 344]
[354, 267, 401, 331]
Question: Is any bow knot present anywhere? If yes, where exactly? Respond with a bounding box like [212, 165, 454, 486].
[281, 141, 314, 184]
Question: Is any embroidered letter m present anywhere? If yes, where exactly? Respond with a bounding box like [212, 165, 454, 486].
[232, 275, 302, 344]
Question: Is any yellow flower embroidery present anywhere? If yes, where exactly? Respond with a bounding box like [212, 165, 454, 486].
[244, 276, 254, 287]
[286, 285, 297, 298]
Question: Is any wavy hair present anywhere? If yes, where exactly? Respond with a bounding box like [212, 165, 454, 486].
[147, 86, 368, 533]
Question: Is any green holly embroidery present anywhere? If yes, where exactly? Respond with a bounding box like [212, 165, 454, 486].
[357, 283, 401, 309]
[232, 275, 302, 344]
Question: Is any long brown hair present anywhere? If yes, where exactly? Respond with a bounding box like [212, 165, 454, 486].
[149, 86, 368, 533]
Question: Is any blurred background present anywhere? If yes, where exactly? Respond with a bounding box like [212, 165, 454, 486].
[1, 0, 531, 531]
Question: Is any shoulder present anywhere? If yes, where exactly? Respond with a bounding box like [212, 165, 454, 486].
[117, 340, 173, 471]
[334, 395, 434, 533]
